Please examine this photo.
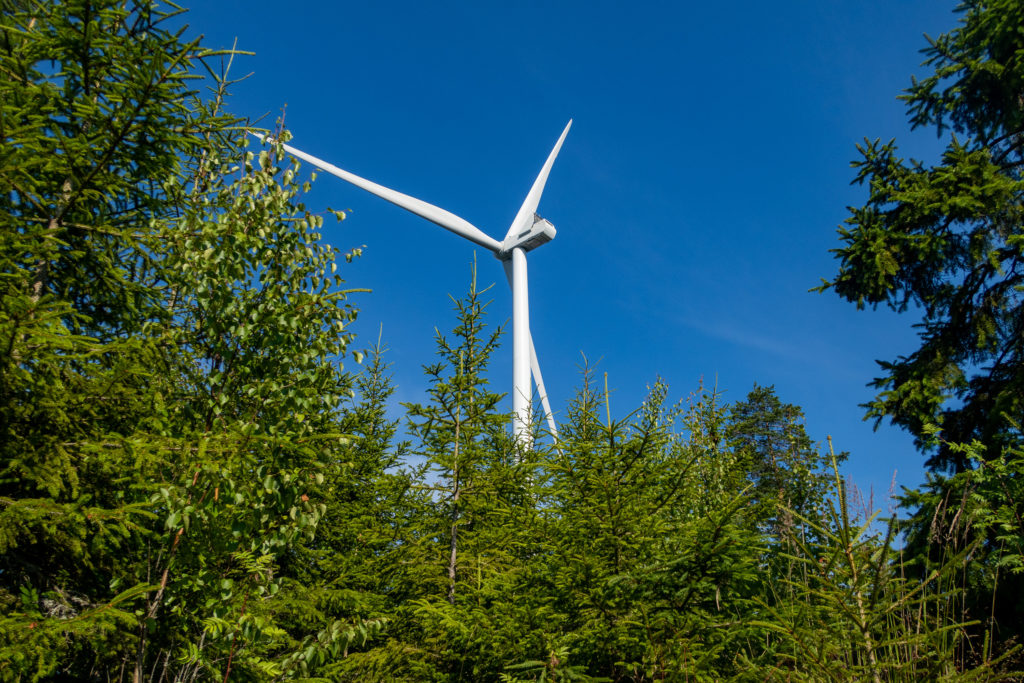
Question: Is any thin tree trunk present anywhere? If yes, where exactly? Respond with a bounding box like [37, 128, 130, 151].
[844, 515, 882, 683]
[30, 243, 49, 303]
[447, 414, 461, 606]
[31, 179, 72, 303]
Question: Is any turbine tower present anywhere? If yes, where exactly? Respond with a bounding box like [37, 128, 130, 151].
[252, 122, 572, 448]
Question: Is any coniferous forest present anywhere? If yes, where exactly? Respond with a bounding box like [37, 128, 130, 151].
[2, 2, 1023, 681]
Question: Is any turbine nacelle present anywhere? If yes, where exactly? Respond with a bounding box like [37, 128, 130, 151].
[497, 214, 556, 260]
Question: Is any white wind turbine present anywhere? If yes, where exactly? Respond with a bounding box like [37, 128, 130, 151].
[252, 121, 572, 448]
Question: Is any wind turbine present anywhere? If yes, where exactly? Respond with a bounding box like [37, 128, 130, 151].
[251, 121, 572, 448]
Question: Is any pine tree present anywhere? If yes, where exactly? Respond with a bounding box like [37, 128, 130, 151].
[277, 337, 411, 676]
[364, 263, 541, 681]
[726, 384, 841, 538]
[0, 2, 234, 676]
[536, 373, 763, 679]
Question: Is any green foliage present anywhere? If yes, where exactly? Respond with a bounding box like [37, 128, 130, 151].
[0, 2, 365, 679]
[403, 259, 517, 606]
[748, 445, 1008, 682]
[276, 336, 416, 680]
[1, 1, 222, 677]
[819, 1, 1024, 670]
[535, 374, 761, 680]
[817, 0, 1024, 471]
[898, 423, 1024, 667]
[4, 1, 1018, 681]
[955, 434, 1024, 577]
[727, 384, 843, 537]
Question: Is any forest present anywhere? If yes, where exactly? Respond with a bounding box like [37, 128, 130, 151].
[1, 1, 1023, 681]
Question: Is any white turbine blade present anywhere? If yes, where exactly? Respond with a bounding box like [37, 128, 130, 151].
[529, 336, 559, 441]
[503, 120, 572, 242]
[250, 132, 501, 253]
[503, 260, 558, 442]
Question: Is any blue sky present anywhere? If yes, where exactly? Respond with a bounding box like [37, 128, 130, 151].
[180, 1, 958, 501]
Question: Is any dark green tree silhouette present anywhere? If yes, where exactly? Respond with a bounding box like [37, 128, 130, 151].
[727, 384, 841, 537]
[819, 0, 1024, 668]
[818, 0, 1024, 473]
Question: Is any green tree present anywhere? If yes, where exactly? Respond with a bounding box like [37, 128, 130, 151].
[536, 374, 763, 680]
[726, 384, 840, 538]
[277, 338, 411, 677]
[0, 3, 368, 679]
[748, 451, 1002, 682]
[143, 127, 364, 681]
[337, 264, 539, 681]
[819, 0, 1024, 670]
[897, 426, 1024, 668]
[0, 2, 235, 676]
[817, 0, 1024, 473]
[404, 261, 513, 609]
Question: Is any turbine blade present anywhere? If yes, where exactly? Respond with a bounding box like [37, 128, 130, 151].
[503, 120, 572, 243]
[249, 131, 502, 253]
[529, 336, 559, 441]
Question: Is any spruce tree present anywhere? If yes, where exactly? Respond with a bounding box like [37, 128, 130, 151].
[818, 0, 1024, 473]
[726, 384, 841, 538]
[404, 261, 511, 608]
[818, 0, 1024, 661]
[0, 2, 233, 675]
[367, 263, 540, 681]
[537, 374, 762, 679]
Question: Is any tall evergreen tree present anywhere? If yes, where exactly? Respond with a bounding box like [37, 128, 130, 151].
[726, 384, 840, 537]
[0, 2, 233, 676]
[404, 261, 511, 608]
[818, 0, 1024, 666]
[344, 262, 539, 680]
[817, 0, 1024, 473]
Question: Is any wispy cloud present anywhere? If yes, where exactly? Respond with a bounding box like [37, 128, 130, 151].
[680, 315, 862, 379]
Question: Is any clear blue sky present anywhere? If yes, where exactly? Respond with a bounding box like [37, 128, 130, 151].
[179, 1, 958, 503]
